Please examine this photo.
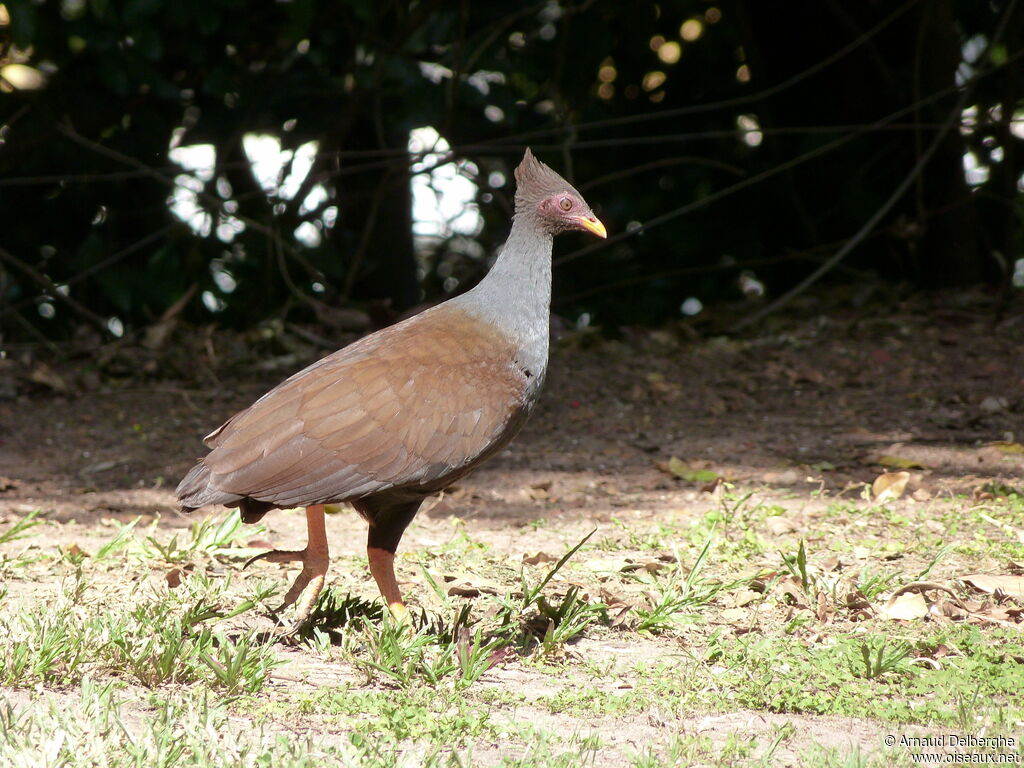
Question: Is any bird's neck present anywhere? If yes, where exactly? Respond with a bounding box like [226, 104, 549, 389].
[466, 217, 552, 323]
[459, 215, 553, 361]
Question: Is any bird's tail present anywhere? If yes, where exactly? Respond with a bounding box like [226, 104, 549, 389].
[176, 461, 275, 523]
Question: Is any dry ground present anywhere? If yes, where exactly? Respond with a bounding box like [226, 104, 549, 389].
[1, 290, 1023, 766]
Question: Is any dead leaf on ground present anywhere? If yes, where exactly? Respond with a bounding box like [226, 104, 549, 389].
[27, 362, 69, 392]
[657, 456, 720, 483]
[815, 592, 831, 622]
[992, 441, 1024, 455]
[872, 471, 910, 503]
[934, 599, 969, 620]
[719, 607, 749, 624]
[877, 455, 927, 470]
[609, 604, 633, 628]
[443, 574, 501, 598]
[881, 591, 929, 621]
[522, 551, 556, 565]
[733, 589, 761, 607]
[819, 555, 841, 572]
[621, 559, 669, 574]
[960, 574, 1024, 601]
[61, 543, 88, 559]
[845, 590, 871, 611]
[582, 556, 633, 574]
[776, 576, 809, 608]
[166, 568, 183, 588]
[766, 516, 799, 536]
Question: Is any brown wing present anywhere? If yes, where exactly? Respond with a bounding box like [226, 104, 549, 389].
[198, 307, 528, 508]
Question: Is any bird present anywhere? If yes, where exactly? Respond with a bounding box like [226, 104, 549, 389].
[176, 148, 606, 635]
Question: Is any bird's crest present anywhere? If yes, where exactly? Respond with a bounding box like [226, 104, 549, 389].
[514, 148, 579, 209]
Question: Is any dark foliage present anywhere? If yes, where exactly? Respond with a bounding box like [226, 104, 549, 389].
[0, 0, 1020, 342]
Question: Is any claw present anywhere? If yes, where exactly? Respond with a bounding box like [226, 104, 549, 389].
[243, 505, 330, 637]
[244, 548, 306, 570]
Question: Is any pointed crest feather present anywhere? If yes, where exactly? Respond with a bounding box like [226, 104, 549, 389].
[514, 148, 578, 210]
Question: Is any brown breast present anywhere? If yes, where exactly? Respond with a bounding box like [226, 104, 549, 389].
[198, 305, 530, 508]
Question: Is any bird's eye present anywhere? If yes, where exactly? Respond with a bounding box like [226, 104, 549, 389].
[559, 197, 573, 211]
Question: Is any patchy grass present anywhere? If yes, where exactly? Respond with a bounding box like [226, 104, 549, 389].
[2, 474, 1024, 766]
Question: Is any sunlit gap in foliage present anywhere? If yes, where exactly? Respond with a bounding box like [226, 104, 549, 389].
[167, 128, 481, 312]
[409, 126, 483, 294]
[958, 94, 1024, 289]
[736, 114, 763, 147]
[167, 134, 335, 313]
[960, 104, 1024, 190]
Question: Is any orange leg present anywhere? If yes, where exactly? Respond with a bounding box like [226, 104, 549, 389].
[367, 546, 410, 622]
[245, 504, 329, 636]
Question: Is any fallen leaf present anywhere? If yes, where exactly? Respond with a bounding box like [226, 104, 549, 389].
[777, 576, 809, 608]
[522, 551, 556, 565]
[993, 441, 1024, 455]
[700, 476, 726, 495]
[664, 456, 719, 483]
[872, 471, 910, 503]
[62, 543, 88, 559]
[766, 516, 799, 536]
[881, 591, 928, 621]
[443, 574, 501, 597]
[877, 455, 927, 470]
[582, 556, 632, 573]
[980, 396, 1008, 413]
[934, 599, 968, 620]
[845, 590, 871, 611]
[761, 469, 800, 485]
[81, 460, 118, 475]
[733, 589, 761, 607]
[961, 574, 1024, 600]
[609, 604, 632, 628]
[719, 607, 749, 623]
[27, 362, 69, 392]
[819, 556, 841, 572]
[815, 591, 831, 622]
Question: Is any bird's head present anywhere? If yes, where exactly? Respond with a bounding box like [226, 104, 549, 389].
[513, 148, 607, 239]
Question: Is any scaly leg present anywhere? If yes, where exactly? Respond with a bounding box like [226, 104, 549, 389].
[245, 504, 329, 636]
[367, 546, 410, 622]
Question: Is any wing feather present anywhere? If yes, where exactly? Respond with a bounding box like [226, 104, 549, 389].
[194, 307, 529, 508]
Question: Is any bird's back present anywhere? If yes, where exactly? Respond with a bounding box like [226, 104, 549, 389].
[176, 303, 538, 512]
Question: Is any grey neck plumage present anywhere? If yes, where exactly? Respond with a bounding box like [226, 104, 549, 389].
[456, 214, 553, 382]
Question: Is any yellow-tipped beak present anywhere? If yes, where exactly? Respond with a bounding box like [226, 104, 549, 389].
[575, 216, 608, 239]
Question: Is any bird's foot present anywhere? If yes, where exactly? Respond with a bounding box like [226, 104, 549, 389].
[245, 546, 328, 640]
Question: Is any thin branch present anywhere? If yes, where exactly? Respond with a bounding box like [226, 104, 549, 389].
[0, 246, 109, 332]
[0, 223, 177, 322]
[579, 156, 745, 192]
[55, 123, 326, 283]
[342, 171, 392, 299]
[551, 47, 1024, 270]
[731, 0, 1019, 332]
